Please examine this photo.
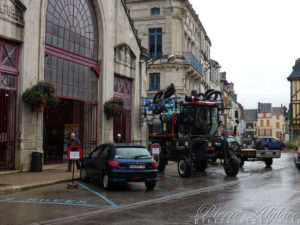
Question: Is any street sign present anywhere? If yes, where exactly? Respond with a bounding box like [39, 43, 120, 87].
[67, 145, 83, 161]
[151, 143, 161, 155]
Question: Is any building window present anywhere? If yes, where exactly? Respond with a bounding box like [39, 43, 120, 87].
[149, 28, 162, 58]
[276, 122, 280, 129]
[151, 8, 160, 15]
[260, 120, 264, 126]
[149, 73, 160, 90]
[45, 0, 99, 102]
[263, 113, 266, 118]
[276, 115, 280, 120]
[266, 120, 270, 126]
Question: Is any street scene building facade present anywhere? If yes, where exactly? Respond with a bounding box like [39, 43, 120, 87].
[0, 0, 148, 171]
[288, 58, 300, 143]
[126, 0, 221, 98]
[241, 103, 287, 145]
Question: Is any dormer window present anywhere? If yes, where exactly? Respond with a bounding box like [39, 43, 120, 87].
[151, 8, 160, 15]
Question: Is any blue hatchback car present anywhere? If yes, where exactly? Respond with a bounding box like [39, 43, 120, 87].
[80, 143, 158, 191]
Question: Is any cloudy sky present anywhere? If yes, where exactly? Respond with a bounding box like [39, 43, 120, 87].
[189, 0, 300, 109]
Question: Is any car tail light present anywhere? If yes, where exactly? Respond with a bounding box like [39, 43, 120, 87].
[108, 160, 120, 168]
[152, 161, 157, 168]
[297, 150, 300, 155]
[273, 152, 276, 155]
[261, 152, 265, 155]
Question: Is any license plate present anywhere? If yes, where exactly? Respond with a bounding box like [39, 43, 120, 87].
[265, 152, 273, 155]
[130, 164, 145, 169]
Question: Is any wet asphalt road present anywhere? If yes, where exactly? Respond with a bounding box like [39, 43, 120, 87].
[0, 153, 298, 225]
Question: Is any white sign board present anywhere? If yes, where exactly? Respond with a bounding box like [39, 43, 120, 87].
[70, 151, 80, 160]
[151, 147, 160, 155]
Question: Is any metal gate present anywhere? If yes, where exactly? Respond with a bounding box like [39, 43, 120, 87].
[0, 89, 17, 169]
[44, 99, 97, 163]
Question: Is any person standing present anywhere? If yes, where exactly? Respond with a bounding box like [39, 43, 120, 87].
[66, 132, 81, 172]
[115, 133, 122, 143]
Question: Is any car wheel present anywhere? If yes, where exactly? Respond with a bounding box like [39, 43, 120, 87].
[102, 173, 113, 191]
[80, 167, 89, 181]
[178, 158, 192, 178]
[145, 181, 156, 191]
[194, 159, 208, 171]
[264, 158, 273, 167]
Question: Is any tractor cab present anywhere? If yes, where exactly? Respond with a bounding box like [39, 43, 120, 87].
[179, 102, 220, 136]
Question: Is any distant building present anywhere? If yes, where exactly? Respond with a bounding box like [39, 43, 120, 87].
[242, 103, 287, 144]
[287, 58, 300, 143]
[242, 109, 258, 145]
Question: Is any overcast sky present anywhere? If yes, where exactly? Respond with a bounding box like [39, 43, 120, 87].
[189, 0, 300, 109]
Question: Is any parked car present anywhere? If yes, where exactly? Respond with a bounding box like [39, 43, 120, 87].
[254, 137, 285, 150]
[80, 143, 158, 191]
[294, 145, 300, 169]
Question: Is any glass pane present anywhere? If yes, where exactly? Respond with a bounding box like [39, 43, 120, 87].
[0, 74, 8, 87]
[79, 88, 83, 98]
[51, 70, 57, 81]
[2, 48, 7, 62]
[79, 77, 83, 87]
[68, 86, 73, 97]
[56, 71, 62, 82]
[45, 68, 51, 80]
[8, 75, 15, 88]
[63, 85, 68, 96]
[4, 58, 13, 67]
[68, 73, 73, 85]
[74, 87, 78, 98]
[4, 44, 14, 53]
[57, 84, 62, 95]
[63, 73, 68, 83]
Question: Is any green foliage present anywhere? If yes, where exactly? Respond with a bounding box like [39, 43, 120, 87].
[22, 81, 59, 112]
[104, 97, 124, 116]
[285, 141, 298, 150]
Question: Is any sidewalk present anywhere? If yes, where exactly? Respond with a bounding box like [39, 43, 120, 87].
[0, 163, 80, 195]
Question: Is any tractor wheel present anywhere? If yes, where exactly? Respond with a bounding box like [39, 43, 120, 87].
[157, 154, 167, 172]
[239, 158, 245, 167]
[224, 156, 239, 177]
[178, 158, 192, 178]
[264, 158, 273, 167]
[194, 159, 208, 171]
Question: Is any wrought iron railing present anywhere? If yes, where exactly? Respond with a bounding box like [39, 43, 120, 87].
[183, 52, 203, 74]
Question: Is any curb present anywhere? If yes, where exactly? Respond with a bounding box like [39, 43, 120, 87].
[0, 178, 80, 195]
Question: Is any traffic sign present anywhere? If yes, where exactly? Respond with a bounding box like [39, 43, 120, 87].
[67, 145, 83, 161]
[150, 143, 161, 155]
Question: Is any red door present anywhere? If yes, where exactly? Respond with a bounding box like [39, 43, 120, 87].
[113, 76, 132, 143]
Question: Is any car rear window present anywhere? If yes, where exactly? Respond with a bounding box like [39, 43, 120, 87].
[115, 147, 151, 159]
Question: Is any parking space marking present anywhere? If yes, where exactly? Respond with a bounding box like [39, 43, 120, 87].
[76, 182, 118, 207]
[0, 197, 114, 208]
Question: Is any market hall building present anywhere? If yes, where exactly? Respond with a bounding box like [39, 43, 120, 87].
[0, 0, 147, 171]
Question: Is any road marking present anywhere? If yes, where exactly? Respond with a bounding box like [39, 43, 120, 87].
[0, 198, 114, 208]
[76, 182, 118, 207]
[37, 165, 293, 225]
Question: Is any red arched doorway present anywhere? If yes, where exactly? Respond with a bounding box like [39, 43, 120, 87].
[44, 0, 100, 163]
[0, 39, 19, 169]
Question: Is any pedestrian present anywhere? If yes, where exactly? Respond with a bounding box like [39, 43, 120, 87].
[66, 132, 81, 172]
[115, 133, 122, 143]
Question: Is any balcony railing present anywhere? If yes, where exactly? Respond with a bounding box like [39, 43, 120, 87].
[183, 52, 203, 74]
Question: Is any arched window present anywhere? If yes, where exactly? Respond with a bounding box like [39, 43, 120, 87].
[45, 0, 99, 102]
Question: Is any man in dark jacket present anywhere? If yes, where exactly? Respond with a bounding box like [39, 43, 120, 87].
[66, 132, 81, 172]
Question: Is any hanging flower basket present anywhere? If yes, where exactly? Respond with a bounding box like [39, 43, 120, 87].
[22, 81, 59, 113]
[104, 97, 124, 119]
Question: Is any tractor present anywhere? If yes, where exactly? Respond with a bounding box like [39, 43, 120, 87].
[144, 83, 239, 178]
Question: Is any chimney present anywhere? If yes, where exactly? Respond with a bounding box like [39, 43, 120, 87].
[229, 82, 234, 92]
[220, 72, 226, 80]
